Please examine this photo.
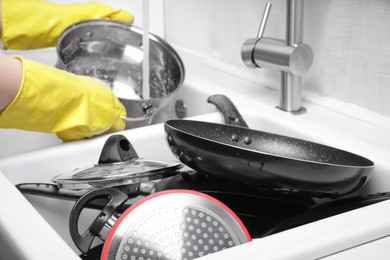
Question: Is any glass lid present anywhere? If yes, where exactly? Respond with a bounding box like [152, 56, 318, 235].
[52, 158, 182, 189]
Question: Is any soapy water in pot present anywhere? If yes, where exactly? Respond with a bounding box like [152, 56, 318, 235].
[66, 55, 177, 100]
[58, 19, 183, 103]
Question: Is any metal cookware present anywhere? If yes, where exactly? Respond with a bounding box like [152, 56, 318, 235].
[164, 119, 375, 198]
[15, 134, 182, 209]
[18, 170, 315, 239]
[52, 158, 181, 190]
[51, 134, 182, 189]
[69, 188, 251, 259]
[56, 19, 185, 129]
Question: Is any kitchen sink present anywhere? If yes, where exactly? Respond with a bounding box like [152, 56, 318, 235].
[1, 54, 390, 259]
[1, 90, 390, 259]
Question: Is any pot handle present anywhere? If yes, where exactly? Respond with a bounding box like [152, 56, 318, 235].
[69, 188, 128, 254]
[120, 104, 157, 123]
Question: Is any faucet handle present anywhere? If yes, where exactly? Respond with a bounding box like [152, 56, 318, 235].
[257, 2, 272, 38]
[241, 2, 272, 68]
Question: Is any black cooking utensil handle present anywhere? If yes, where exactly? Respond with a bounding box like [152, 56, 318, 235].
[16, 183, 86, 199]
[69, 188, 128, 254]
[16, 183, 135, 212]
[98, 134, 138, 164]
[207, 94, 249, 128]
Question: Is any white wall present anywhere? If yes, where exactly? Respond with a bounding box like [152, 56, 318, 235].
[46, 0, 165, 37]
[164, 0, 390, 120]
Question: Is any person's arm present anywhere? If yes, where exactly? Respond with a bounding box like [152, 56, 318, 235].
[0, 0, 4, 49]
[0, 53, 22, 111]
[0, 0, 22, 110]
[0, 0, 131, 141]
[0, 0, 133, 49]
[0, 0, 2, 39]
[0, 55, 127, 141]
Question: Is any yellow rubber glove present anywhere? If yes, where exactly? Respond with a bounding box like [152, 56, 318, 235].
[1, 0, 134, 49]
[0, 56, 126, 141]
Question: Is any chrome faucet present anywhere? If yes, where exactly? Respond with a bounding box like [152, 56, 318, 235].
[241, 0, 313, 112]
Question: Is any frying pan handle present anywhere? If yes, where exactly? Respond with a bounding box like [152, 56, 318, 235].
[207, 94, 248, 128]
[69, 188, 128, 254]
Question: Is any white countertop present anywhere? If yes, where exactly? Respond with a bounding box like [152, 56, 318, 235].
[0, 172, 80, 260]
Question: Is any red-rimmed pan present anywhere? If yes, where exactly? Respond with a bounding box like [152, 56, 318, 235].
[164, 119, 374, 198]
[69, 188, 251, 259]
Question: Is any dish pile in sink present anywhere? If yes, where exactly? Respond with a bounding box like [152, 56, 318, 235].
[16, 95, 385, 260]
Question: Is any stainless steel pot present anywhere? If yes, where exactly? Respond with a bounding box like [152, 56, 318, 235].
[56, 19, 185, 129]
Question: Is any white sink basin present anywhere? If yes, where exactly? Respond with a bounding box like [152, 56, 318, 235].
[1, 93, 390, 259]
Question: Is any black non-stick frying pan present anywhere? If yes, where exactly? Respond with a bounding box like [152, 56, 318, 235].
[164, 117, 374, 198]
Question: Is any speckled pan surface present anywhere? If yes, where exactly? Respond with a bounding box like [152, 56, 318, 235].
[164, 119, 374, 198]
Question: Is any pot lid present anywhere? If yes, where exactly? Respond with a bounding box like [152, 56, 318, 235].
[52, 158, 182, 190]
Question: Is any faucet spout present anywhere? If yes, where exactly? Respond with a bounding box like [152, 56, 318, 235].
[282, 0, 305, 112]
[241, 0, 313, 113]
[280, 72, 303, 112]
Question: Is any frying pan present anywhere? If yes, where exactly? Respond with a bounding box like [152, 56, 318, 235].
[164, 119, 375, 198]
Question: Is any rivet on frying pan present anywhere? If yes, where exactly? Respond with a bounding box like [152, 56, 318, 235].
[231, 134, 239, 142]
[259, 161, 265, 171]
[243, 136, 252, 145]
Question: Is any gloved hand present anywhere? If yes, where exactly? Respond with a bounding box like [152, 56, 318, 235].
[0, 56, 127, 141]
[1, 0, 134, 49]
